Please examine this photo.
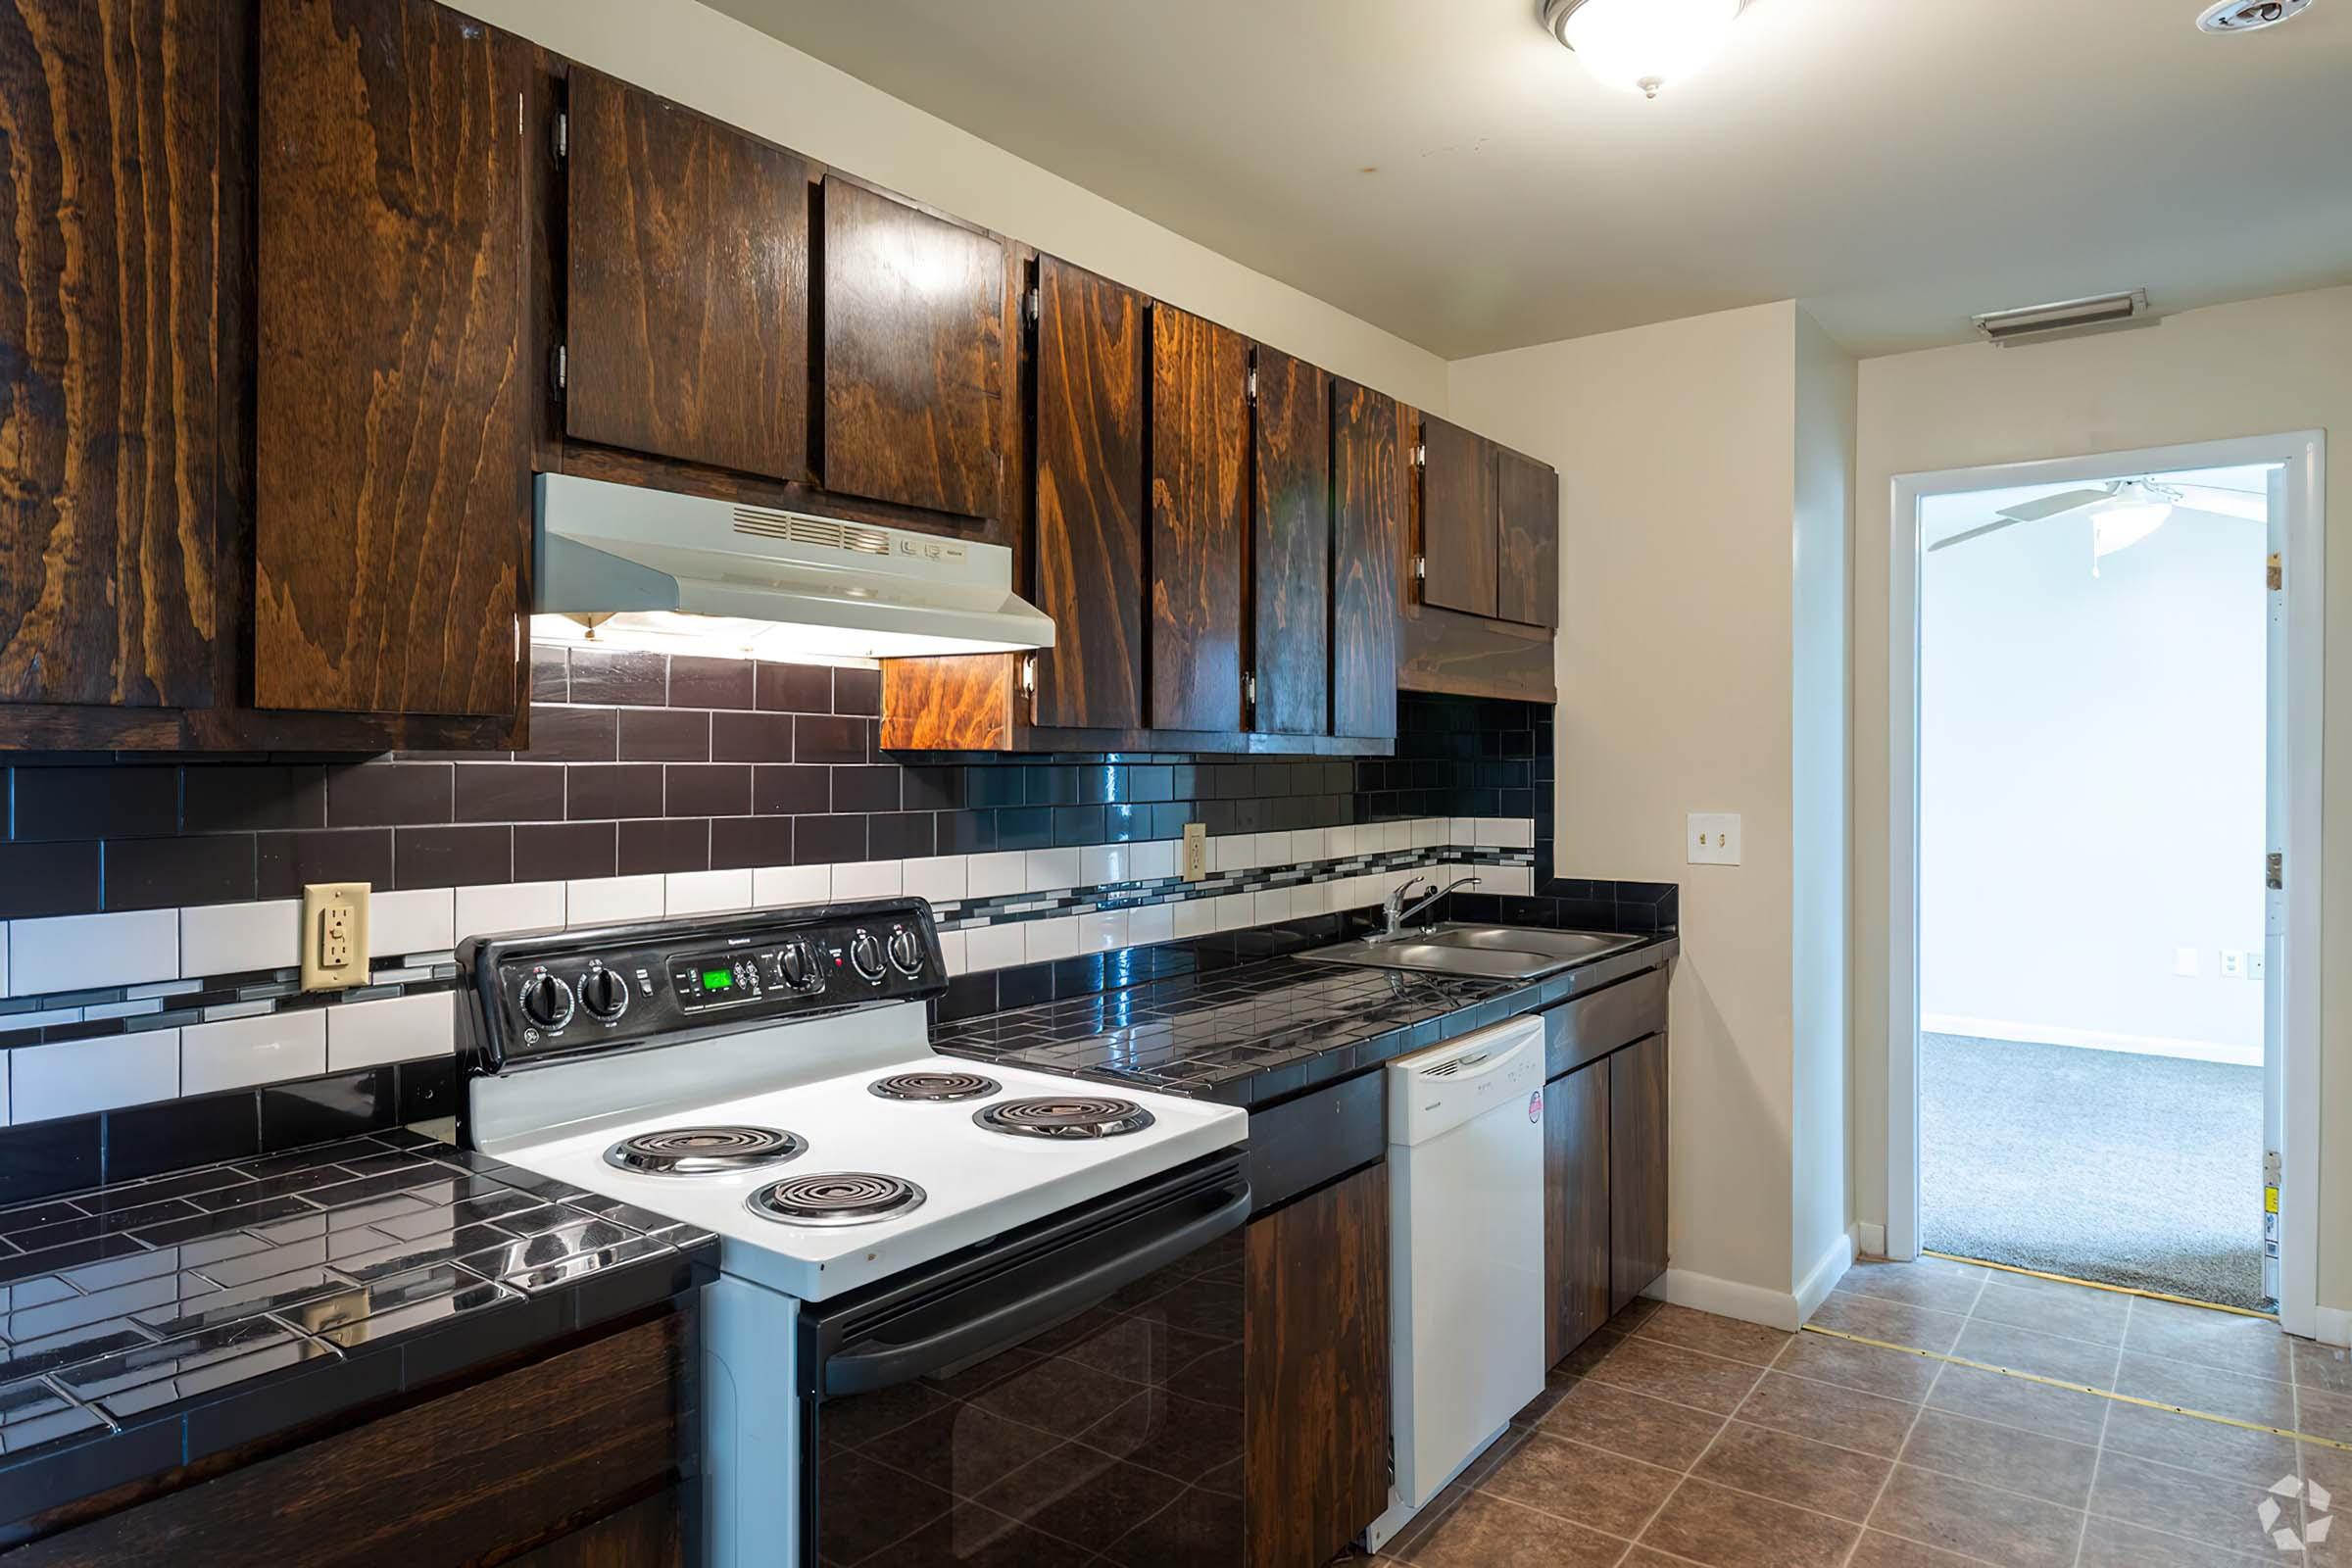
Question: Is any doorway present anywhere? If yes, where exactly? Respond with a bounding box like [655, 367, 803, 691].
[1886, 433, 2325, 1335]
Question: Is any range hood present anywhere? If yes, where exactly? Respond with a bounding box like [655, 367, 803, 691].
[532, 473, 1054, 661]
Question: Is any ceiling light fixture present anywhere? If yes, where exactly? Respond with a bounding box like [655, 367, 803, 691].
[2196, 0, 2314, 33]
[1541, 0, 1747, 99]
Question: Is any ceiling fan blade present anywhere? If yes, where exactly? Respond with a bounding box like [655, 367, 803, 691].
[1993, 485, 2120, 524]
[2170, 484, 2268, 520]
[1928, 516, 2027, 553]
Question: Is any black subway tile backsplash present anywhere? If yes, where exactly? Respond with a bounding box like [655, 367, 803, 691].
[0, 841, 104, 918]
[617, 817, 710, 876]
[181, 765, 326, 834]
[792, 714, 868, 765]
[710, 710, 796, 763]
[13, 765, 178, 843]
[453, 762, 565, 824]
[393, 825, 514, 890]
[518, 704, 617, 762]
[565, 762, 663, 821]
[514, 821, 616, 881]
[756, 661, 831, 713]
[663, 763, 752, 818]
[666, 654, 755, 710]
[103, 834, 256, 910]
[566, 647, 667, 706]
[710, 814, 793, 870]
[833, 667, 882, 715]
[325, 763, 453, 828]
[614, 707, 710, 762]
[256, 828, 392, 900]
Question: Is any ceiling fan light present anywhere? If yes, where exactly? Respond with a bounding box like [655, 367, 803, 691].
[1543, 0, 1745, 98]
[2091, 501, 2174, 563]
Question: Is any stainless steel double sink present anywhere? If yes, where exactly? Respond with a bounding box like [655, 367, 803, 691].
[1298, 923, 1648, 982]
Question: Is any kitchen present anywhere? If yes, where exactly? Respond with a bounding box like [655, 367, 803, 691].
[5, 2, 2350, 1566]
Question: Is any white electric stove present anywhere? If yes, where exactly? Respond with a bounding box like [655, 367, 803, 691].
[457, 901, 1252, 1568]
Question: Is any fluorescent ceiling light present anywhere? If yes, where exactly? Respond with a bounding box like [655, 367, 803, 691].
[1543, 0, 1746, 98]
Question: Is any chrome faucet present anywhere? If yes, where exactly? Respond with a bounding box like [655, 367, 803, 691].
[1379, 874, 1481, 940]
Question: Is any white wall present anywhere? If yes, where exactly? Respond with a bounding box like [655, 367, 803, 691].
[1450, 301, 1849, 1320]
[1853, 284, 2352, 1308]
[463, 0, 1449, 415]
[1919, 494, 2267, 1059]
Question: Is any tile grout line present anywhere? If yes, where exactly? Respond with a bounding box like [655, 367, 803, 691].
[1840, 1346, 1950, 1567]
[2071, 1298, 2129, 1568]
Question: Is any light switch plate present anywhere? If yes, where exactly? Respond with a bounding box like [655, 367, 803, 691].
[1182, 822, 1208, 884]
[302, 882, 371, 992]
[1687, 812, 1741, 866]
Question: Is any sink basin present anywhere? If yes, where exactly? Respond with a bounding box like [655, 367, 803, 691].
[1298, 924, 1648, 982]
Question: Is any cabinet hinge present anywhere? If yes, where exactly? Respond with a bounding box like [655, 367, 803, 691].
[2268, 851, 2284, 890]
[1247, 366, 1258, 403]
[553, 110, 568, 162]
[1412, 554, 1427, 582]
[1025, 288, 1041, 326]
[551, 343, 568, 397]
[1414, 441, 1427, 468]
[2269, 552, 2283, 591]
[1245, 671, 1258, 715]
[1021, 654, 1039, 723]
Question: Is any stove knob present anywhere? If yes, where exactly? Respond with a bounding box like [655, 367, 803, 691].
[777, 941, 825, 993]
[848, 931, 887, 983]
[579, 965, 629, 1023]
[886, 925, 925, 977]
[519, 971, 574, 1031]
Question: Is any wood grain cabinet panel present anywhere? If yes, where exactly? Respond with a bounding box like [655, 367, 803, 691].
[1148, 304, 1248, 732]
[254, 0, 530, 717]
[1417, 415, 1496, 618]
[565, 68, 809, 480]
[1610, 1033, 1671, 1314]
[1245, 1162, 1390, 1568]
[1250, 346, 1331, 737]
[0, 0, 217, 710]
[1496, 447, 1560, 628]
[1031, 256, 1145, 730]
[1544, 1060, 1612, 1367]
[1330, 380, 1407, 740]
[819, 177, 1006, 521]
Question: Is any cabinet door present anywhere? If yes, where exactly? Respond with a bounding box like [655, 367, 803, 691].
[1418, 415, 1496, 617]
[1250, 347, 1331, 736]
[565, 68, 809, 480]
[0, 0, 216, 710]
[256, 0, 529, 716]
[1544, 1061, 1612, 1367]
[1330, 381, 1407, 740]
[1496, 448, 1560, 628]
[1148, 304, 1248, 732]
[1609, 1034, 1670, 1314]
[820, 178, 1005, 520]
[1031, 257, 1144, 730]
[1245, 1162, 1389, 1568]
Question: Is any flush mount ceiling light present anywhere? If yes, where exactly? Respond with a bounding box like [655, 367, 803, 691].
[2196, 0, 2315, 33]
[1541, 0, 1748, 99]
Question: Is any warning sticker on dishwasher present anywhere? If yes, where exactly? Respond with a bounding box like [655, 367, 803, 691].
[1529, 1090, 1543, 1122]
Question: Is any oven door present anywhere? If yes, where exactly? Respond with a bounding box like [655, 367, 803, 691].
[797, 1152, 1250, 1567]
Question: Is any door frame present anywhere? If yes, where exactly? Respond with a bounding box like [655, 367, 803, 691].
[1885, 430, 2326, 1339]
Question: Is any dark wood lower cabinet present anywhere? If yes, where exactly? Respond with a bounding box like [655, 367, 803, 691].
[1543, 1058, 1612, 1366]
[1243, 1163, 1390, 1568]
[9, 1312, 689, 1567]
[1609, 1033, 1671, 1316]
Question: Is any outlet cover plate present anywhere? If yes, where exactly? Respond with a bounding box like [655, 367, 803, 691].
[1182, 822, 1209, 883]
[302, 882, 372, 993]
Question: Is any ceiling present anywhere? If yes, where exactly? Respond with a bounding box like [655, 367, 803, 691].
[706, 0, 2352, 359]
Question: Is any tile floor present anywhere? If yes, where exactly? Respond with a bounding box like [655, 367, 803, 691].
[1353, 1255, 2352, 1567]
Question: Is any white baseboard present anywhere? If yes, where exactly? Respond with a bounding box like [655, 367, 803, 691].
[1646, 1268, 1805, 1333]
[1923, 1012, 2259, 1067]
[1796, 1228, 1858, 1321]
[1856, 1222, 1886, 1259]
[2318, 1305, 2352, 1348]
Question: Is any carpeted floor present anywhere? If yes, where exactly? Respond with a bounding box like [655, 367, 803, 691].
[1920, 1032, 2268, 1309]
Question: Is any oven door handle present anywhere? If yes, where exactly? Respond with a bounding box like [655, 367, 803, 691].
[821, 1178, 1250, 1397]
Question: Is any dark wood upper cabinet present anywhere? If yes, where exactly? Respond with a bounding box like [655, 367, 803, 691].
[1030, 256, 1145, 730]
[1610, 1032, 1671, 1314]
[1330, 380, 1407, 740]
[1544, 1058, 1612, 1367]
[254, 0, 530, 717]
[1418, 415, 1496, 618]
[819, 177, 1006, 521]
[1496, 447, 1560, 628]
[0, 0, 217, 711]
[1250, 347, 1331, 737]
[1148, 304, 1249, 732]
[564, 68, 809, 481]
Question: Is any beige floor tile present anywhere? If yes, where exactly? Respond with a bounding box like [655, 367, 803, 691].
[1584, 1335, 1767, 1416]
[1838, 1257, 1991, 1317]
[1394, 1489, 1631, 1568]
[1775, 1332, 1943, 1402]
[1690, 1418, 1891, 1521]
[2294, 1340, 2352, 1396]
[2124, 1299, 2295, 1384]
[1737, 1370, 1924, 1458]
[2086, 1450, 2280, 1558]
[1867, 1462, 2084, 1568]
[1555, 1327, 1629, 1379]
[1638, 1476, 1859, 1568]
[1612, 1297, 1664, 1330]
[1635, 1302, 1795, 1368]
[2112, 1351, 2295, 1432]
[1475, 1427, 1680, 1537]
[2099, 1397, 2302, 1487]
[1897, 1408, 2100, 1509]
[2296, 1385, 2352, 1445]
[1925, 1363, 2111, 1446]
[1951, 1319, 2124, 1389]
[2076, 1517, 2277, 1567]
[1543, 1377, 1730, 1469]
[1810, 1291, 1971, 1353]
[1969, 1279, 2132, 1348]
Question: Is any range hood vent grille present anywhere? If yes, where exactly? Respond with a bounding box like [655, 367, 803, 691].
[731, 506, 891, 557]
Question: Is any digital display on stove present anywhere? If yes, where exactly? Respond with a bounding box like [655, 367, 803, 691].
[671, 953, 763, 1011]
[703, 969, 732, 990]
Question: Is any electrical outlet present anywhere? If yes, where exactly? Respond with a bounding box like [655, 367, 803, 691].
[2220, 949, 2245, 980]
[1182, 822, 1209, 884]
[1686, 812, 1741, 866]
[302, 882, 371, 993]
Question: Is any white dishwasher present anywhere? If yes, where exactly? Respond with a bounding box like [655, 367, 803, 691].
[1366, 1015, 1547, 1551]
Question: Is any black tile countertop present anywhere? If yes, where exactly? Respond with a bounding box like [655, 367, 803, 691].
[0, 1127, 715, 1536]
[935, 933, 1679, 1108]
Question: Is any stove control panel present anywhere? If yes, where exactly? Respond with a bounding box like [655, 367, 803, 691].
[460, 899, 949, 1068]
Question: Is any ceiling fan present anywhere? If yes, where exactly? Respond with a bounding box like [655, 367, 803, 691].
[1929, 476, 2268, 561]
